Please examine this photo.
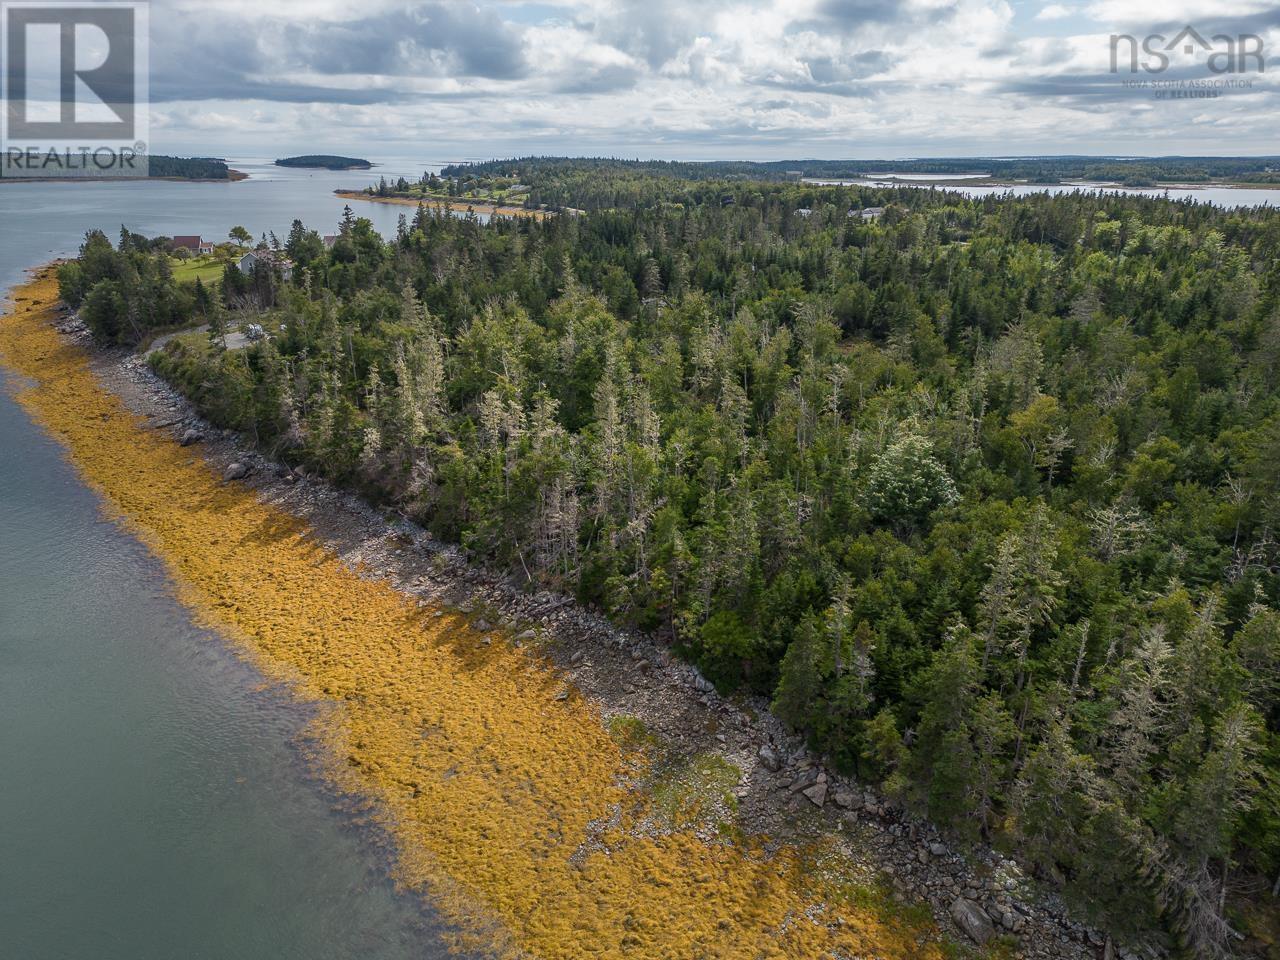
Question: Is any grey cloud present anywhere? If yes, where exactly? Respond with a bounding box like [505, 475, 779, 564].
[1095, 9, 1280, 34]
[753, 76, 880, 99]
[554, 62, 644, 94]
[741, 50, 890, 99]
[758, 98, 836, 118]
[797, 0, 959, 33]
[995, 59, 1269, 108]
[1003, 41, 1081, 70]
[581, 0, 747, 69]
[806, 50, 891, 82]
[815, 0, 917, 25]
[280, 6, 528, 79]
[150, 3, 528, 103]
[635, 116, 870, 147]
[997, 73, 1155, 104]
[980, 43, 1018, 60]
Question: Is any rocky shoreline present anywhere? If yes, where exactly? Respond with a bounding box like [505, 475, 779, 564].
[60, 300, 1161, 960]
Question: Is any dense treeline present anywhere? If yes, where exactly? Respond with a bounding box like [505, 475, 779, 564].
[442, 163, 964, 213]
[440, 156, 802, 182]
[448, 154, 1280, 187]
[276, 155, 371, 170]
[63, 173, 1280, 956]
[148, 155, 232, 179]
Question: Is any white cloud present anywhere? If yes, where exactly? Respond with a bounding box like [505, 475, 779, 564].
[1035, 4, 1075, 20]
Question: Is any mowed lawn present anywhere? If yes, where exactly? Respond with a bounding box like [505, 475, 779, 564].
[170, 255, 227, 286]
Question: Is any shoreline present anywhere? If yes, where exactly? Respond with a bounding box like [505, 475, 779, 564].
[277, 163, 373, 172]
[804, 176, 1280, 191]
[0, 168, 248, 184]
[0, 265, 1119, 960]
[336, 189, 548, 219]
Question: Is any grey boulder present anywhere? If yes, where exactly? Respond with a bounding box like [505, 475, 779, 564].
[950, 897, 995, 945]
[757, 744, 781, 772]
[802, 781, 828, 807]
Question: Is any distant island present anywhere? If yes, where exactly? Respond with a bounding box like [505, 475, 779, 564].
[149, 155, 245, 180]
[0, 154, 244, 182]
[276, 155, 372, 171]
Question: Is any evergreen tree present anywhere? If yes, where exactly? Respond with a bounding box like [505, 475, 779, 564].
[207, 301, 227, 353]
[773, 616, 823, 733]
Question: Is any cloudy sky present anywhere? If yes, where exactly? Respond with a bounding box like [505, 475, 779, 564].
[145, 0, 1280, 160]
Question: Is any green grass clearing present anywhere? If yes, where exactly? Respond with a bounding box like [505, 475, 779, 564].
[170, 255, 226, 286]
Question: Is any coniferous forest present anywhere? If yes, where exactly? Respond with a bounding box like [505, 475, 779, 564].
[59, 166, 1280, 956]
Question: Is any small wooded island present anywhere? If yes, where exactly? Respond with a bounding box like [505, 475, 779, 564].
[275, 155, 372, 171]
[0, 154, 243, 181]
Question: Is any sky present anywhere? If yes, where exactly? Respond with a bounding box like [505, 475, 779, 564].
[142, 0, 1280, 161]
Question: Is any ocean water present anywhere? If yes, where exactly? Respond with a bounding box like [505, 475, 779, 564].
[7, 157, 486, 268]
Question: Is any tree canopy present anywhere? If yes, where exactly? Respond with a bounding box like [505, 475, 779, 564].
[64, 164, 1280, 956]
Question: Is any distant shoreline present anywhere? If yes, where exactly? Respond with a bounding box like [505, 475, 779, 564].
[0, 168, 248, 184]
[803, 175, 1280, 191]
[335, 189, 548, 219]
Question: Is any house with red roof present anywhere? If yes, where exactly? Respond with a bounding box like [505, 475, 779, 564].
[170, 235, 216, 255]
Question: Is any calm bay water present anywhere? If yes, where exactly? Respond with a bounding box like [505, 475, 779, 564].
[0, 159, 465, 960]
[8, 158, 479, 268]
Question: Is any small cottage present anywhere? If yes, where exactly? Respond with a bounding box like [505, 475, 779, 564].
[171, 235, 215, 255]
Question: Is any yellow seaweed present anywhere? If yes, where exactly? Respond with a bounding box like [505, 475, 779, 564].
[0, 267, 947, 960]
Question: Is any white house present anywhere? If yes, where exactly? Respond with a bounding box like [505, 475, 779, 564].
[238, 250, 294, 281]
